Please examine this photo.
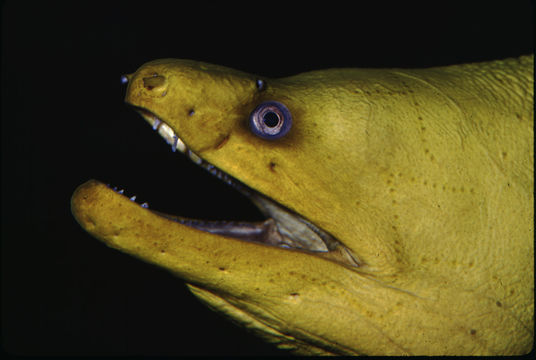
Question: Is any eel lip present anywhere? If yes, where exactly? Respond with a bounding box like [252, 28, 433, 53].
[117, 105, 362, 268]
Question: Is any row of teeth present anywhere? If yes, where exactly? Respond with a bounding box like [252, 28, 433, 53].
[152, 118, 202, 164]
[150, 115, 249, 193]
[110, 113, 252, 209]
[107, 185, 150, 208]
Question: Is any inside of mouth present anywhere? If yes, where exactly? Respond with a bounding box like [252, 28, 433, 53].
[116, 107, 360, 267]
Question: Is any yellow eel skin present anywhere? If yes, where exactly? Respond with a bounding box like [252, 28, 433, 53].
[72, 55, 533, 355]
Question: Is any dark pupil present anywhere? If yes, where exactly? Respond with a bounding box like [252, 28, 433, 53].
[263, 111, 280, 127]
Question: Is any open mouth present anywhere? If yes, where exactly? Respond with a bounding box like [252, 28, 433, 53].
[110, 106, 360, 267]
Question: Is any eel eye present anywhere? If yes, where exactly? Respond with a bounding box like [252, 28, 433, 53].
[249, 101, 292, 140]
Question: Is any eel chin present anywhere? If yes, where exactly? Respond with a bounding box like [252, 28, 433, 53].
[103, 107, 361, 268]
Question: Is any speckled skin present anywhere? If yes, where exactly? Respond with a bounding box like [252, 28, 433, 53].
[72, 56, 533, 355]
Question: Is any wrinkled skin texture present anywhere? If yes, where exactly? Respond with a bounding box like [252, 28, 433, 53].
[72, 56, 533, 355]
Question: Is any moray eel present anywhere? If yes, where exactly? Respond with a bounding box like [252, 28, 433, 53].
[71, 56, 533, 355]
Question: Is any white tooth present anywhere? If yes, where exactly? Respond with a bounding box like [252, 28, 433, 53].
[188, 150, 202, 164]
[174, 136, 186, 153]
[156, 122, 187, 153]
[157, 122, 175, 144]
[130, 195, 137, 201]
[141, 202, 149, 208]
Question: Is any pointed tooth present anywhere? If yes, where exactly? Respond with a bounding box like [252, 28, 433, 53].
[118, 189, 124, 194]
[188, 150, 202, 164]
[172, 135, 178, 152]
[130, 195, 137, 201]
[152, 118, 161, 130]
[141, 202, 149, 208]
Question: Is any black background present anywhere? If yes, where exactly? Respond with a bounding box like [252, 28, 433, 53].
[1, 1, 533, 357]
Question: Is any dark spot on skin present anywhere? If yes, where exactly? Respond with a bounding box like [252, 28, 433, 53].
[392, 225, 397, 231]
[515, 113, 522, 120]
[414, 102, 419, 106]
[418, 116, 423, 120]
[290, 292, 299, 297]
[502, 151, 508, 158]
[219, 267, 226, 271]
[470, 329, 477, 335]
[188, 109, 195, 116]
[496, 301, 502, 307]
[269, 162, 276, 172]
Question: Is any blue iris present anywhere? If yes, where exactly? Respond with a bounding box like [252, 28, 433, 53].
[249, 101, 292, 140]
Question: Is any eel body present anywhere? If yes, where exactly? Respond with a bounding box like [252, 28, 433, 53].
[72, 55, 533, 355]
